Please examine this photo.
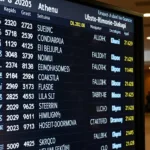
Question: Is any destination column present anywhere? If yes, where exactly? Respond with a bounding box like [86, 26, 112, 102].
[37, 24, 64, 130]
[36, 23, 86, 150]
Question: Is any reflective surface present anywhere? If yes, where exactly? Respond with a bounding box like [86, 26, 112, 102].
[145, 114, 150, 150]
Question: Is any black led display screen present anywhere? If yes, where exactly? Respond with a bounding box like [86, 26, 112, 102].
[0, 0, 141, 150]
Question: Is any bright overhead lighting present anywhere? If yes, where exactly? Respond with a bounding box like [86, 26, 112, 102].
[147, 37, 150, 40]
[144, 13, 150, 17]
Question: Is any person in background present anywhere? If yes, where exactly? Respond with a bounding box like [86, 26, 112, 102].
[146, 91, 150, 112]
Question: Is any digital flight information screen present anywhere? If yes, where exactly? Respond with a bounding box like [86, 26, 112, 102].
[0, 0, 138, 149]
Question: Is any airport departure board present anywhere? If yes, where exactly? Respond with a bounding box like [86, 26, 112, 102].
[0, 0, 140, 149]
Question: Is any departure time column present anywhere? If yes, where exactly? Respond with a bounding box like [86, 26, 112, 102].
[123, 38, 135, 149]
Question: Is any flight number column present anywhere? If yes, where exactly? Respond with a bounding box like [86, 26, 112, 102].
[2, 18, 21, 135]
[2, 17, 36, 137]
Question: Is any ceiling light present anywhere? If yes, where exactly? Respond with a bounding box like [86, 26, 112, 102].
[144, 13, 150, 17]
[147, 37, 150, 40]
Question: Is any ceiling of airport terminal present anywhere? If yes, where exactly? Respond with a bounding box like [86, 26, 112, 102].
[97, 0, 150, 50]
[97, 0, 150, 13]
